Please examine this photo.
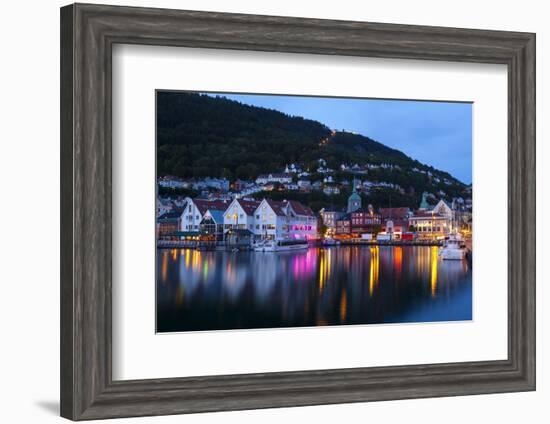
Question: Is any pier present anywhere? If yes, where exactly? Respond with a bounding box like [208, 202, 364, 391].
[157, 238, 446, 250]
[337, 239, 444, 247]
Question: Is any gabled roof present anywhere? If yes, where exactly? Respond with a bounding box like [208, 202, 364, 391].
[236, 199, 261, 215]
[255, 198, 315, 218]
[379, 207, 411, 219]
[203, 210, 225, 224]
[157, 211, 181, 220]
[192, 199, 229, 215]
[265, 199, 287, 216]
[436, 199, 453, 209]
[286, 200, 315, 217]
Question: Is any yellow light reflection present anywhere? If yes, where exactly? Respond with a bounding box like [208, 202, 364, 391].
[203, 260, 209, 279]
[185, 249, 190, 268]
[369, 246, 379, 297]
[326, 248, 332, 281]
[430, 246, 438, 297]
[318, 252, 326, 292]
[340, 289, 347, 323]
[161, 250, 168, 282]
[191, 250, 201, 272]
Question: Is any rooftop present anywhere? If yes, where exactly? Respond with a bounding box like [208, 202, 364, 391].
[379, 207, 411, 219]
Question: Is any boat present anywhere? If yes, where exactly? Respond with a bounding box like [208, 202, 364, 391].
[322, 237, 340, 246]
[254, 237, 309, 252]
[439, 233, 467, 260]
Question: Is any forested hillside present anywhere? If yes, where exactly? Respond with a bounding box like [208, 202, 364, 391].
[156, 91, 468, 207]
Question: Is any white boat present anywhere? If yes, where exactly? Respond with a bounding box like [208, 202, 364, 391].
[439, 234, 467, 260]
[322, 237, 340, 246]
[254, 238, 309, 252]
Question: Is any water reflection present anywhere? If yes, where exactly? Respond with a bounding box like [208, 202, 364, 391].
[431, 246, 438, 297]
[157, 246, 472, 332]
[369, 246, 379, 297]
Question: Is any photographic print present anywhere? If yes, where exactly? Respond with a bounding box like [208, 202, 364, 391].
[156, 91, 473, 333]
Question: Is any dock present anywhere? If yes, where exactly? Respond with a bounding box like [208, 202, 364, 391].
[157, 239, 447, 250]
[337, 239, 444, 247]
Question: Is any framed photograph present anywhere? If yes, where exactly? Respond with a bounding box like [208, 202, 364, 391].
[60, 3, 535, 420]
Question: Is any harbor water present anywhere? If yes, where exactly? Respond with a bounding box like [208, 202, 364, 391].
[156, 245, 472, 332]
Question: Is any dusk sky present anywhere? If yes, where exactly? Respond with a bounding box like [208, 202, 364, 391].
[205, 92, 472, 184]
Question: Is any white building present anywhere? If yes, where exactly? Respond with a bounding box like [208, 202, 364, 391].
[223, 198, 261, 234]
[319, 208, 344, 234]
[192, 177, 230, 191]
[156, 198, 174, 217]
[179, 198, 229, 232]
[255, 173, 293, 185]
[284, 163, 302, 173]
[409, 198, 457, 239]
[323, 184, 341, 196]
[408, 212, 452, 239]
[297, 179, 311, 190]
[253, 199, 317, 240]
[158, 176, 188, 189]
[432, 199, 454, 222]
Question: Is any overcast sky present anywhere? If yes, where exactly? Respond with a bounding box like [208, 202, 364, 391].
[204, 92, 472, 184]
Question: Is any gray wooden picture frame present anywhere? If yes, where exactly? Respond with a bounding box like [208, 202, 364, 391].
[60, 3, 536, 421]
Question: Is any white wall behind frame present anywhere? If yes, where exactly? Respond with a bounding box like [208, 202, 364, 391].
[112, 44, 508, 381]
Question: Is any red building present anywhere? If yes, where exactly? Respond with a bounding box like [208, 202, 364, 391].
[335, 205, 382, 237]
[379, 207, 412, 235]
[350, 206, 382, 235]
[335, 213, 352, 236]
